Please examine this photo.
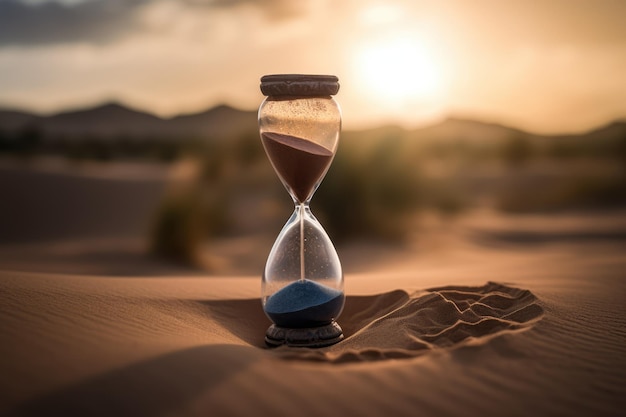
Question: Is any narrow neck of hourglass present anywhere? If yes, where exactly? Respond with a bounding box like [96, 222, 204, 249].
[289, 180, 322, 206]
[293, 196, 311, 207]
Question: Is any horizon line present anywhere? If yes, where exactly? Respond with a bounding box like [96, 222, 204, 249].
[0, 98, 624, 137]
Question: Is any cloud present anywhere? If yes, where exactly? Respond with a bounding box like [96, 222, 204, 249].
[0, 0, 147, 46]
[0, 0, 304, 47]
[206, 0, 306, 20]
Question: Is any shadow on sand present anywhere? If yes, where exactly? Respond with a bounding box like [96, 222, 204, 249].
[9, 283, 543, 416]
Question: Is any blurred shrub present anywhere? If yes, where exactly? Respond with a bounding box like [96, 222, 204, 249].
[496, 171, 626, 212]
[0, 124, 42, 157]
[150, 191, 207, 264]
[148, 133, 263, 264]
[501, 134, 533, 166]
[315, 137, 424, 242]
[150, 178, 232, 264]
[544, 132, 626, 161]
[421, 177, 467, 215]
[232, 131, 265, 167]
[140, 126, 626, 264]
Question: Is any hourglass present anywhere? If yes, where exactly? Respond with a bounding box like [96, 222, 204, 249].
[259, 74, 344, 347]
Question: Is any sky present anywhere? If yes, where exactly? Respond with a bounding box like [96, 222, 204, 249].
[0, 0, 625, 133]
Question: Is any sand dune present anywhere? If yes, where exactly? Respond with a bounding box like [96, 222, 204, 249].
[1, 161, 625, 416]
[274, 282, 543, 363]
[2, 226, 625, 417]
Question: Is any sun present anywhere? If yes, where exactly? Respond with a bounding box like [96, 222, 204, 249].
[354, 34, 442, 104]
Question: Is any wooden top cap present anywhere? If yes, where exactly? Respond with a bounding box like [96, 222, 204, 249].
[260, 74, 340, 96]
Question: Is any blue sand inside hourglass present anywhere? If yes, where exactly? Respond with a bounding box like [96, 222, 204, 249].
[264, 279, 344, 328]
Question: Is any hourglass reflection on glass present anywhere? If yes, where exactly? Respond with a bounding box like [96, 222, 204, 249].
[258, 74, 344, 347]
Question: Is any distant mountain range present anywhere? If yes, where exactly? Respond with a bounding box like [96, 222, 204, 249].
[0, 102, 259, 142]
[0, 101, 624, 146]
[343, 116, 626, 147]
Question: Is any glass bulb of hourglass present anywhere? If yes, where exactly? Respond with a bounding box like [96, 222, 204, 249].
[260, 132, 334, 204]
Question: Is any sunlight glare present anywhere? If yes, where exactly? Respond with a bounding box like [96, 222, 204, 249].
[358, 4, 403, 26]
[355, 35, 442, 104]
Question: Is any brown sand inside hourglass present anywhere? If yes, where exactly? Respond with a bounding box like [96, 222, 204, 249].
[261, 132, 334, 203]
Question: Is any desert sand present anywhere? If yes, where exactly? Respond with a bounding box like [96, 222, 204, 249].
[1, 160, 625, 416]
